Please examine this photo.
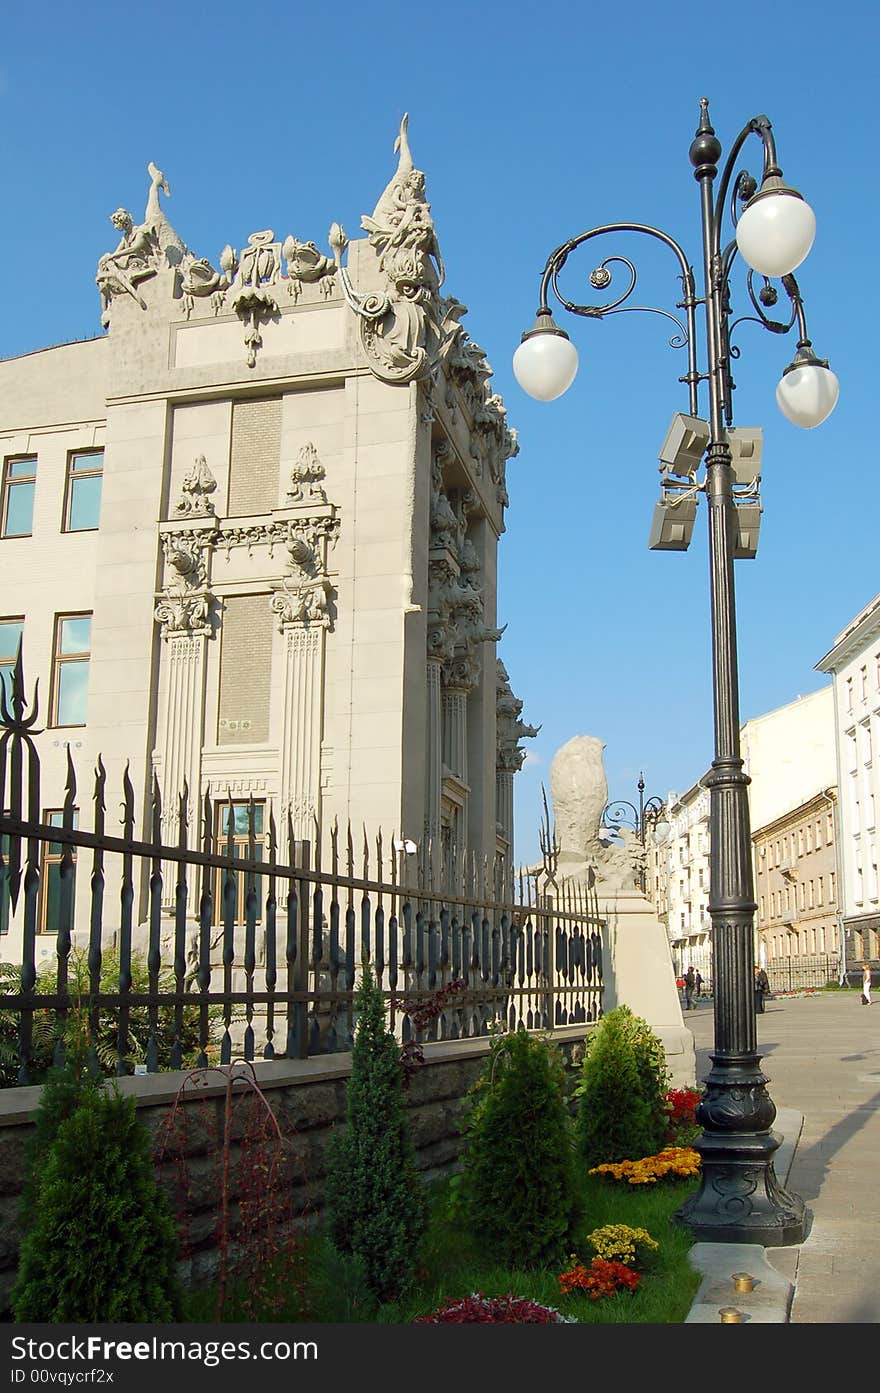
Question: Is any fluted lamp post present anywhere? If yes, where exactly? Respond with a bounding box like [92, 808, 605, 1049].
[513, 100, 837, 1244]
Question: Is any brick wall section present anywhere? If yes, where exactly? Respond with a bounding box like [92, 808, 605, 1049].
[0, 1028, 589, 1312]
[227, 396, 282, 517]
[217, 595, 273, 744]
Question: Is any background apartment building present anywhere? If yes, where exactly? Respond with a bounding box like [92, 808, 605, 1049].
[649, 686, 841, 990]
[817, 594, 880, 974]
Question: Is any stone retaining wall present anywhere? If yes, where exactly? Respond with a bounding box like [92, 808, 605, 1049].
[0, 1027, 590, 1315]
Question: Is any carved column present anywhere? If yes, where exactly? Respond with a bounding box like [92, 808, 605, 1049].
[425, 648, 444, 844]
[442, 683, 469, 785]
[154, 527, 215, 910]
[272, 590, 331, 849]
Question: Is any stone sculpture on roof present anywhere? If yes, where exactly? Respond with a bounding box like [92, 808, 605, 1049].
[96, 163, 187, 327]
[329, 114, 466, 385]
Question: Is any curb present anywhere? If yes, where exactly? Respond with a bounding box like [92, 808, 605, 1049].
[684, 1108, 803, 1324]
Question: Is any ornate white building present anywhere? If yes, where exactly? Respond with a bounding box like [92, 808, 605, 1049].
[0, 120, 536, 956]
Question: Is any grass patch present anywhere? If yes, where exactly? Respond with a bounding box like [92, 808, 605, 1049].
[183, 1167, 701, 1324]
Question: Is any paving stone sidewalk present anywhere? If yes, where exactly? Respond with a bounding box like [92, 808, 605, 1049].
[686, 992, 880, 1323]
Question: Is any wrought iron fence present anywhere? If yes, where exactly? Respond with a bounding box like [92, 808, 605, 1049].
[0, 654, 604, 1085]
[764, 953, 840, 994]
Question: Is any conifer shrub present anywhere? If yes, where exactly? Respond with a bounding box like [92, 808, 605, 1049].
[323, 965, 426, 1304]
[458, 1029, 576, 1268]
[17, 1058, 101, 1233]
[12, 1084, 181, 1322]
[575, 1007, 665, 1169]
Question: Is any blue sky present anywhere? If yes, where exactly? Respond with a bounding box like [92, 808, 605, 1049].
[2, 1, 877, 864]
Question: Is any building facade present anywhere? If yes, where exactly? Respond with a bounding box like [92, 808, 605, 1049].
[817, 594, 880, 974]
[647, 781, 712, 984]
[0, 123, 536, 961]
[752, 790, 840, 988]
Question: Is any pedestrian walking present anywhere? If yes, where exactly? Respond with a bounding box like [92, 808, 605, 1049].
[684, 966, 695, 1010]
[695, 969, 703, 1000]
[755, 965, 769, 1014]
[862, 962, 873, 1006]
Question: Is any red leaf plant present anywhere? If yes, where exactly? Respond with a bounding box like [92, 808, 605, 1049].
[414, 1292, 575, 1323]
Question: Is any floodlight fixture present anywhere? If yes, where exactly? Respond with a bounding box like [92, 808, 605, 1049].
[648, 493, 698, 551]
[658, 413, 710, 478]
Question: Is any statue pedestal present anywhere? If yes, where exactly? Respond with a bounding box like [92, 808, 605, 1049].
[596, 888, 696, 1090]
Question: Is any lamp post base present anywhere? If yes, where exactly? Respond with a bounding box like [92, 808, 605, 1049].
[673, 1127, 807, 1245]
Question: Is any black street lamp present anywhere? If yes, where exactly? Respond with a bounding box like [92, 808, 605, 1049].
[600, 772, 665, 893]
[513, 100, 836, 1245]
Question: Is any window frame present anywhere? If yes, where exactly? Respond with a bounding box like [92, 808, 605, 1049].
[0, 616, 24, 703]
[1, 455, 37, 539]
[213, 800, 265, 926]
[62, 449, 104, 534]
[50, 612, 92, 729]
[39, 808, 78, 936]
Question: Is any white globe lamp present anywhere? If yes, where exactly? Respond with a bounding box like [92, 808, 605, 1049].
[735, 177, 816, 278]
[513, 311, 579, 401]
[776, 347, 840, 428]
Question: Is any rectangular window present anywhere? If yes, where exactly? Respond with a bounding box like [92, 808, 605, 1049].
[847, 677, 854, 713]
[830, 871, 835, 902]
[0, 617, 23, 702]
[861, 666, 868, 700]
[1, 456, 37, 537]
[214, 801, 264, 924]
[817, 875, 824, 906]
[40, 810, 78, 935]
[64, 450, 103, 532]
[51, 614, 91, 727]
[808, 879, 815, 909]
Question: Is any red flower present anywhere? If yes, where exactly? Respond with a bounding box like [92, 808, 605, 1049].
[558, 1259, 641, 1300]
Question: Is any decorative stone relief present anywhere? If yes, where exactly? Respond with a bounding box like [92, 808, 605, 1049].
[96, 162, 187, 327]
[328, 115, 467, 385]
[174, 456, 217, 517]
[154, 535, 214, 637]
[549, 734, 642, 891]
[496, 660, 539, 773]
[213, 513, 340, 563]
[220, 231, 283, 367]
[281, 236, 336, 301]
[286, 443, 328, 504]
[180, 258, 230, 318]
[270, 576, 333, 629]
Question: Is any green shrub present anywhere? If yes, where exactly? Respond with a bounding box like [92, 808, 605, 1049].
[12, 1084, 181, 1322]
[18, 1058, 102, 1234]
[323, 965, 426, 1304]
[459, 1029, 576, 1268]
[615, 1005, 670, 1151]
[575, 1008, 666, 1168]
